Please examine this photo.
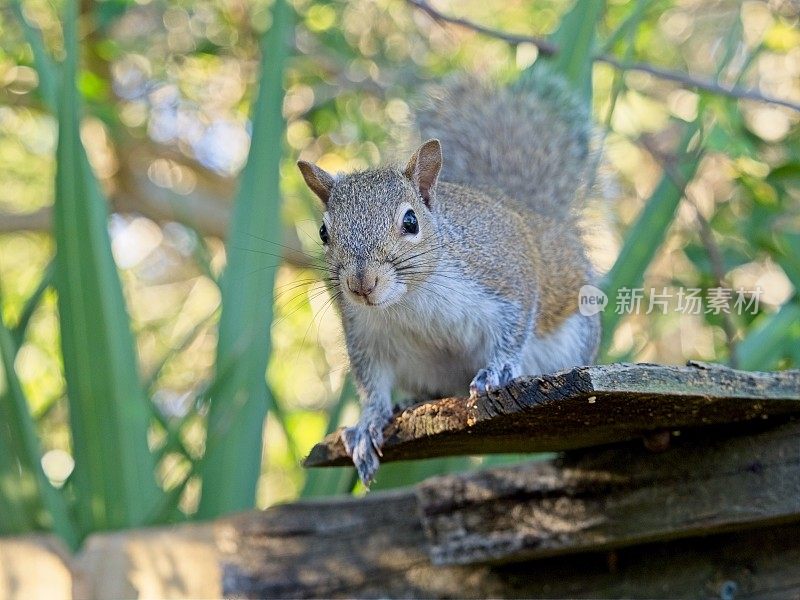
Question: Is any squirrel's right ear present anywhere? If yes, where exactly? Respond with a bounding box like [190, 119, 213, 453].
[297, 161, 335, 205]
[404, 139, 442, 207]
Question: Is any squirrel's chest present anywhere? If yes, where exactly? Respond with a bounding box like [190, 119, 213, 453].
[350, 280, 513, 397]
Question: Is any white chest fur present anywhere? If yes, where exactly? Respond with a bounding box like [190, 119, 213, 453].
[343, 270, 593, 400]
[344, 271, 504, 398]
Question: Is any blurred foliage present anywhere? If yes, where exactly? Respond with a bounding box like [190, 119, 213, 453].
[197, 0, 292, 519]
[0, 0, 798, 547]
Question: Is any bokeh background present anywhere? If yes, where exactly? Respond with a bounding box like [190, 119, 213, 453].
[0, 0, 798, 548]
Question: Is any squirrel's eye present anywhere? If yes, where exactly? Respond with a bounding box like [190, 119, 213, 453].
[319, 223, 329, 245]
[401, 209, 418, 235]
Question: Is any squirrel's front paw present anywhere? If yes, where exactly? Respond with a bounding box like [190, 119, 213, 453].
[469, 364, 515, 398]
[341, 422, 384, 487]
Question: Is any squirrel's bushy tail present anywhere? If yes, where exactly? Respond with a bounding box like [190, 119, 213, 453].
[415, 68, 592, 219]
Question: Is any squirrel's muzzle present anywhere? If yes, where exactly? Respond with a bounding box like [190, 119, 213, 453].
[340, 262, 404, 308]
[346, 272, 379, 299]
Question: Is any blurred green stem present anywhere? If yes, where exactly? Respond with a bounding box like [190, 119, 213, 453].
[197, 0, 294, 518]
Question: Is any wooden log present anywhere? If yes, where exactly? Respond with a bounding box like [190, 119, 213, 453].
[225, 420, 800, 598]
[222, 492, 425, 599]
[304, 362, 800, 468]
[225, 520, 800, 598]
[417, 419, 800, 565]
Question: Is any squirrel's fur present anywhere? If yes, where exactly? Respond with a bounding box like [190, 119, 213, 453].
[298, 70, 600, 486]
[416, 69, 591, 220]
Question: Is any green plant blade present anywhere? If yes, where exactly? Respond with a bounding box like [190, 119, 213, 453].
[266, 386, 301, 464]
[599, 0, 650, 55]
[0, 307, 78, 547]
[146, 341, 250, 524]
[546, 0, 606, 101]
[11, 0, 58, 112]
[368, 457, 473, 492]
[197, 0, 293, 518]
[53, 0, 159, 533]
[736, 302, 800, 371]
[12, 261, 53, 346]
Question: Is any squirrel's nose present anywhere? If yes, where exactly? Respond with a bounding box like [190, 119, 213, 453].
[347, 274, 378, 297]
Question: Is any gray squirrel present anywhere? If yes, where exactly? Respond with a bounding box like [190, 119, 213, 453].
[297, 69, 601, 485]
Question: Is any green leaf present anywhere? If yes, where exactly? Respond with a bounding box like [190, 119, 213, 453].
[52, 0, 158, 532]
[300, 463, 357, 498]
[775, 233, 800, 290]
[11, 0, 59, 112]
[266, 386, 301, 464]
[12, 261, 53, 346]
[736, 302, 800, 371]
[197, 0, 293, 518]
[768, 162, 800, 191]
[546, 0, 606, 102]
[145, 307, 220, 393]
[599, 0, 651, 55]
[147, 341, 250, 523]
[368, 456, 474, 492]
[599, 21, 755, 357]
[705, 121, 758, 158]
[0, 307, 78, 547]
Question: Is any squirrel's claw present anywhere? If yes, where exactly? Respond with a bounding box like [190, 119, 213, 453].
[469, 366, 501, 398]
[469, 364, 515, 398]
[342, 423, 383, 487]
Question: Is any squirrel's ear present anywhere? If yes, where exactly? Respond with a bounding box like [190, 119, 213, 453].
[297, 160, 335, 205]
[404, 139, 441, 207]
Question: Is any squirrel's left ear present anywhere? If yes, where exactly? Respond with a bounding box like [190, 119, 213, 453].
[404, 139, 441, 207]
[297, 160, 335, 205]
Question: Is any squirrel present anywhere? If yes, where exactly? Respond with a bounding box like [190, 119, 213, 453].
[297, 68, 601, 486]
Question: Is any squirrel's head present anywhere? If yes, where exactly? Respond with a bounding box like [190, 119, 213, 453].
[298, 139, 443, 309]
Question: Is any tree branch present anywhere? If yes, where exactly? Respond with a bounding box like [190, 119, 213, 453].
[596, 55, 800, 113]
[112, 139, 233, 238]
[0, 139, 316, 269]
[405, 0, 800, 113]
[405, 0, 557, 55]
[0, 208, 51, 233]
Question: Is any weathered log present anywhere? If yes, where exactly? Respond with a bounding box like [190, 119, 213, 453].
[304, 362, 800, 467]
[226, 419, 800, 598]
[225, 518, 800, 599]
[417, 419, 800, 565]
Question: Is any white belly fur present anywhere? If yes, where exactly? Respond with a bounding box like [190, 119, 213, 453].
[348, 274, 593, 400]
